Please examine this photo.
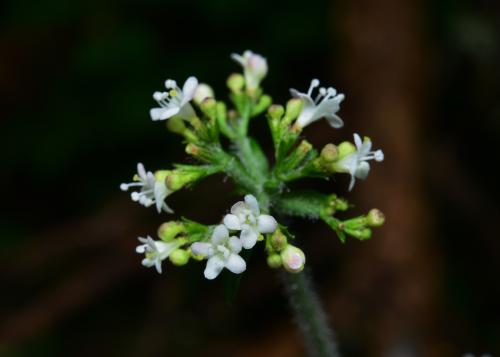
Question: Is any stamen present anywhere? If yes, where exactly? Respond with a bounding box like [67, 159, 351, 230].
[307, 79, 320, 96]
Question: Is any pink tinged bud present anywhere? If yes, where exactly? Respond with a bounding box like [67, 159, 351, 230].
[281, 245, 306, 273]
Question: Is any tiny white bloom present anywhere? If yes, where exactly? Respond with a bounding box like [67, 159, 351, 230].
[223, 194, 278, 249]
[290, 79, 345, 129]
[136, 236, 181, 274]
[150, 77, 198, 121]
[334, 133, 384, 191]
[120, 163, 173, 213]
[191, 224, 246, 280]
[231, 50, 268, 91]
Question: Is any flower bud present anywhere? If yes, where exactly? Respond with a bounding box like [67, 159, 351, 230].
[267, 254, 282, 269]
[252, 94, 272, 116]
[281, 245, 306, 273]
[268, 104, 285, 120]
[345, 227, 372, 240]
[271, 229, 288, 251]
[283, 98, 304, 125]
[320, 144, 338, 162]
[336, 141, 356, 159]
[185, 143, 201, 156]
[193, 83, 214, 105]
[166, 116, 186, 135]
[227, 73, 245, 93]
[158, 221, 185, 241]
[200, 97, 217, 119]
[366, 209, 385, 227]
[169, 248, 190, 266]
[166, 168, 205, 191]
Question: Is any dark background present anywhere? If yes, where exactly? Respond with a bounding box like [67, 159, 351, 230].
[1, 0, 500, 356]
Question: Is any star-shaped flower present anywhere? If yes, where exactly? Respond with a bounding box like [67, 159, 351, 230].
[191, 225, 246, 280]
[290, 79, 345, 129]
[334, 133, 384, 191]
[223, 194, 278, 249]
[150, 77, 198, 121]
[231, 50, 268, 91]
[136, 236, 182, 274]
[120, 163, 173, 213]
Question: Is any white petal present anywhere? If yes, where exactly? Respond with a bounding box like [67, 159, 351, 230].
[204, 256, 225, 280]
[240, 228, 258, 249]
[136, 163, 147, 180]
[155, 259, 163, 274]
[223, 214, 242, 230]
[325, 114, 344, 128]
[191, 242, 212, 256]
[154, 182, 168, 213]
[355, 161, 370, 180]
[244, 194, 260, 216]
[225, 254, 246, 274]
[182, 76, 199, 102]
[230, 53, 245, 66]
[211, 224, 229, 244]
[228, 236, 242, 254]
[257, 215, 278, 233]
[348, 175, 356, 191]
[230, 201, 247, 216]
[353, 133, 362, 149]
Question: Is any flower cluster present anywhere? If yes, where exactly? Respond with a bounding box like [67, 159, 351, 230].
[120, 49, 385, 281]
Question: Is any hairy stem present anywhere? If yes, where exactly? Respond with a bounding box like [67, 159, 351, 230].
[280, 270, 340, 357]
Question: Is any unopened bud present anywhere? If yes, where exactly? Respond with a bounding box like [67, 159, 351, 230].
[185, 143, 201, 156]
[268, 104, 285, 120]
[200, 97, 217, 119]
[193, 83, 214, 105]
[281, 245, 306, 273]
[337, 141, 356, 159]
[227, 73, 245, 93]
[345, 227, 372, 240]
[271, 229, 288, 251]
[252, 94, 272, 116]
[284, 98, 304, 124]
[366, 209, 385, 227]
[158, 221, 185, 241]
[267, 254, 282, 269]
[166, 116, 186, 135]
[169, 248, 190, 266]
[321, 144, 338, 162]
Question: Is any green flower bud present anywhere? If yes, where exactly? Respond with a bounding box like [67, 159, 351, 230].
[158, 221, 185, 241]
[281, 245, 306, 273]
[154, 170, 171, 184]
[366, 209, 385, 227]
[166, 168, 205, 191]
[169, 248, 190, 266]
[252, 94, 272, 116]
[336, 141, 356, 159]
[320, 144, 338, 162]
[268, 104, 285, 120]
[283, 98, 303, 125]
[345, 227, 372, 240]
[267, 254, 282, 269]
[333, 197, 349, 211]
[227, 73, 245, 93]
[271, 229, 288, 251]
[200, 97, 217, 119]
[166, 116, 186, 135]
[185, 143, 201, 156]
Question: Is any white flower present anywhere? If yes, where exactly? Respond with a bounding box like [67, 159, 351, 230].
[334, 133, 384, 191]
[290, 79, 345, 129]
[150, 77, 198, 121]
[120, 163, 173, 213]
[136, 236, 181, 274]
[231, 50, 268, 91]
[191, 225, 246, 280]
[223, 194, 278, 249]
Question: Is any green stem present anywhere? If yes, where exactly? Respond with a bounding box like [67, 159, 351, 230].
[280, 270, 341, 357]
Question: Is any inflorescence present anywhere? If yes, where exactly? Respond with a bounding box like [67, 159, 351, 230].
[120, 50, 385, 279]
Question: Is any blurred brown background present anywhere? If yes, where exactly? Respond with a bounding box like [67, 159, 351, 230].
[1, 0, 500, 356]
